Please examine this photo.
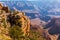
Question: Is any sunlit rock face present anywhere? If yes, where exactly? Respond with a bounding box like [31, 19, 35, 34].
[0, 3, 30, 36]
[0, 3, 30, 40]
[0, 3, 10, 13]
[0, 3, 3, 10]
[7, 8, 30, 36]
[0, 4, 12, 40]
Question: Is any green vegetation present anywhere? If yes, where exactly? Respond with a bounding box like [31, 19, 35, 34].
[9, 25, 46, 40]
[9, 25, 23, 40]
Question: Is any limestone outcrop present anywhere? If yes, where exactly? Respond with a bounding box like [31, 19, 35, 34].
[7, 10, 30, 36]
[0, 3, 30, 40]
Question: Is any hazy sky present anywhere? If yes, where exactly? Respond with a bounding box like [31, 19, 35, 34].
[0, 0, 60, 4]
[28, 0, 60, 2]
[0, 0, 59, 2]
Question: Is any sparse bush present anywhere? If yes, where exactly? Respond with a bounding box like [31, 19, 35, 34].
[9, 25, 23, 40]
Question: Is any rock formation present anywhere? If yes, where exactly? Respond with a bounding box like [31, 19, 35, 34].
[0, 3, 30, 40]
[0, 4, 11, 40]
[44, 17, 60, 40]
[0, 3, 10, 13]
[7, 11, 30, 36]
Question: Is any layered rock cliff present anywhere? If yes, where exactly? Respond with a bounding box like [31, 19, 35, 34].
[44, 17, 60, 40]
[0, 3, 30, 40]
